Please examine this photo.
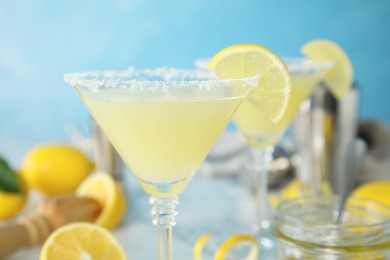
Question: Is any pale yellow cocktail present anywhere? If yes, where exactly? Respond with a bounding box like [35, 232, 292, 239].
[65, 67, 255, 260]
[83, 94, 244, 197]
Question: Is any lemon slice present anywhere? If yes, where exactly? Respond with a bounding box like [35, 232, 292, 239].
[209, 44, 292, 124]
[40, 222, 126, 260]
[194, 233, 258, 260]
[77, 172, 127, 230]
[302, 40, 354, 99]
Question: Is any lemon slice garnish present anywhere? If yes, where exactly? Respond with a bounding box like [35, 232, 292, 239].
[209, 44, 292, 125]
[40, 222, 126, 260]
[302, 40, 354, 99]
[194, 233, 258, 260]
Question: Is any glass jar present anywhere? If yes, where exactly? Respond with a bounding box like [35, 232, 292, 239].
[272, 197, 390, 259]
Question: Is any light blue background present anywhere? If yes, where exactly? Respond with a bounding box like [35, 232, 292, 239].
[1, 0, 390, 162]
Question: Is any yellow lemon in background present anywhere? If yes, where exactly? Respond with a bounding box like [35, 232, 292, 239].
[0, 192, 27, 221]
[0, 157, 29, 220]
[352, 181, 390, 208]
[0, 175, 28, 221]
[77, 172, 127, 230]
[280, 179, 302, 200]
[20, 144, 94, 196]
[279, 179, 332, 203]
[40, 223, 126, 260]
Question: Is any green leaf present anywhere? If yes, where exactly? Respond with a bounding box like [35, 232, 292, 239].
[0, 156, 21, 193]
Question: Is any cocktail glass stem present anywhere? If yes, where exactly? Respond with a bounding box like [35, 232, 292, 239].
[252, 146, 275, 253]
[150, 196, 179, 260]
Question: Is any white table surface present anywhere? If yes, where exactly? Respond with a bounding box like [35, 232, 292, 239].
[8, 174, 257, 260]
[6, 133, 258, 260]
[6, 130, 390, 259]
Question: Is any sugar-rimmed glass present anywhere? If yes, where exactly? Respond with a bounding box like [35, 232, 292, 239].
[64, 67, 256, 260]
[231, 58, 332, 258]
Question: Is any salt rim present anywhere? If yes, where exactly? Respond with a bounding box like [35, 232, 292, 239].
[64, 67, 259, 93]
[284, 57, 334, 75]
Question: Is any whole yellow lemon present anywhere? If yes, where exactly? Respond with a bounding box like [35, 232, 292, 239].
[0, 192, 27, 220]
[0, 175, 28, 220]
[352, 181, 390, 208]
[20, 144, 94, 196]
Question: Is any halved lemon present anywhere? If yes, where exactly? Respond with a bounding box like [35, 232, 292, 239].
[302, 40, 353, 99]
[76, 172, 127, 230]
[209, 44, 292, 124]
[40, 222, 126, 260]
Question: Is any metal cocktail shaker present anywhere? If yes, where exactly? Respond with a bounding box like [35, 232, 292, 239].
[293, 84, 360, 195]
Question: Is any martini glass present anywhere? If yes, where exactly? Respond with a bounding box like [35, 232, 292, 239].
[64, 68, 255, 260]
[232, 58, 331, 256]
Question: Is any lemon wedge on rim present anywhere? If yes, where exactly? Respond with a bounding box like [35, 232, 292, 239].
[40, 222, 126, 260]
[302, 40, 354, 99]
[194, 233, 258, 260]
[209, 44, 292, 125]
